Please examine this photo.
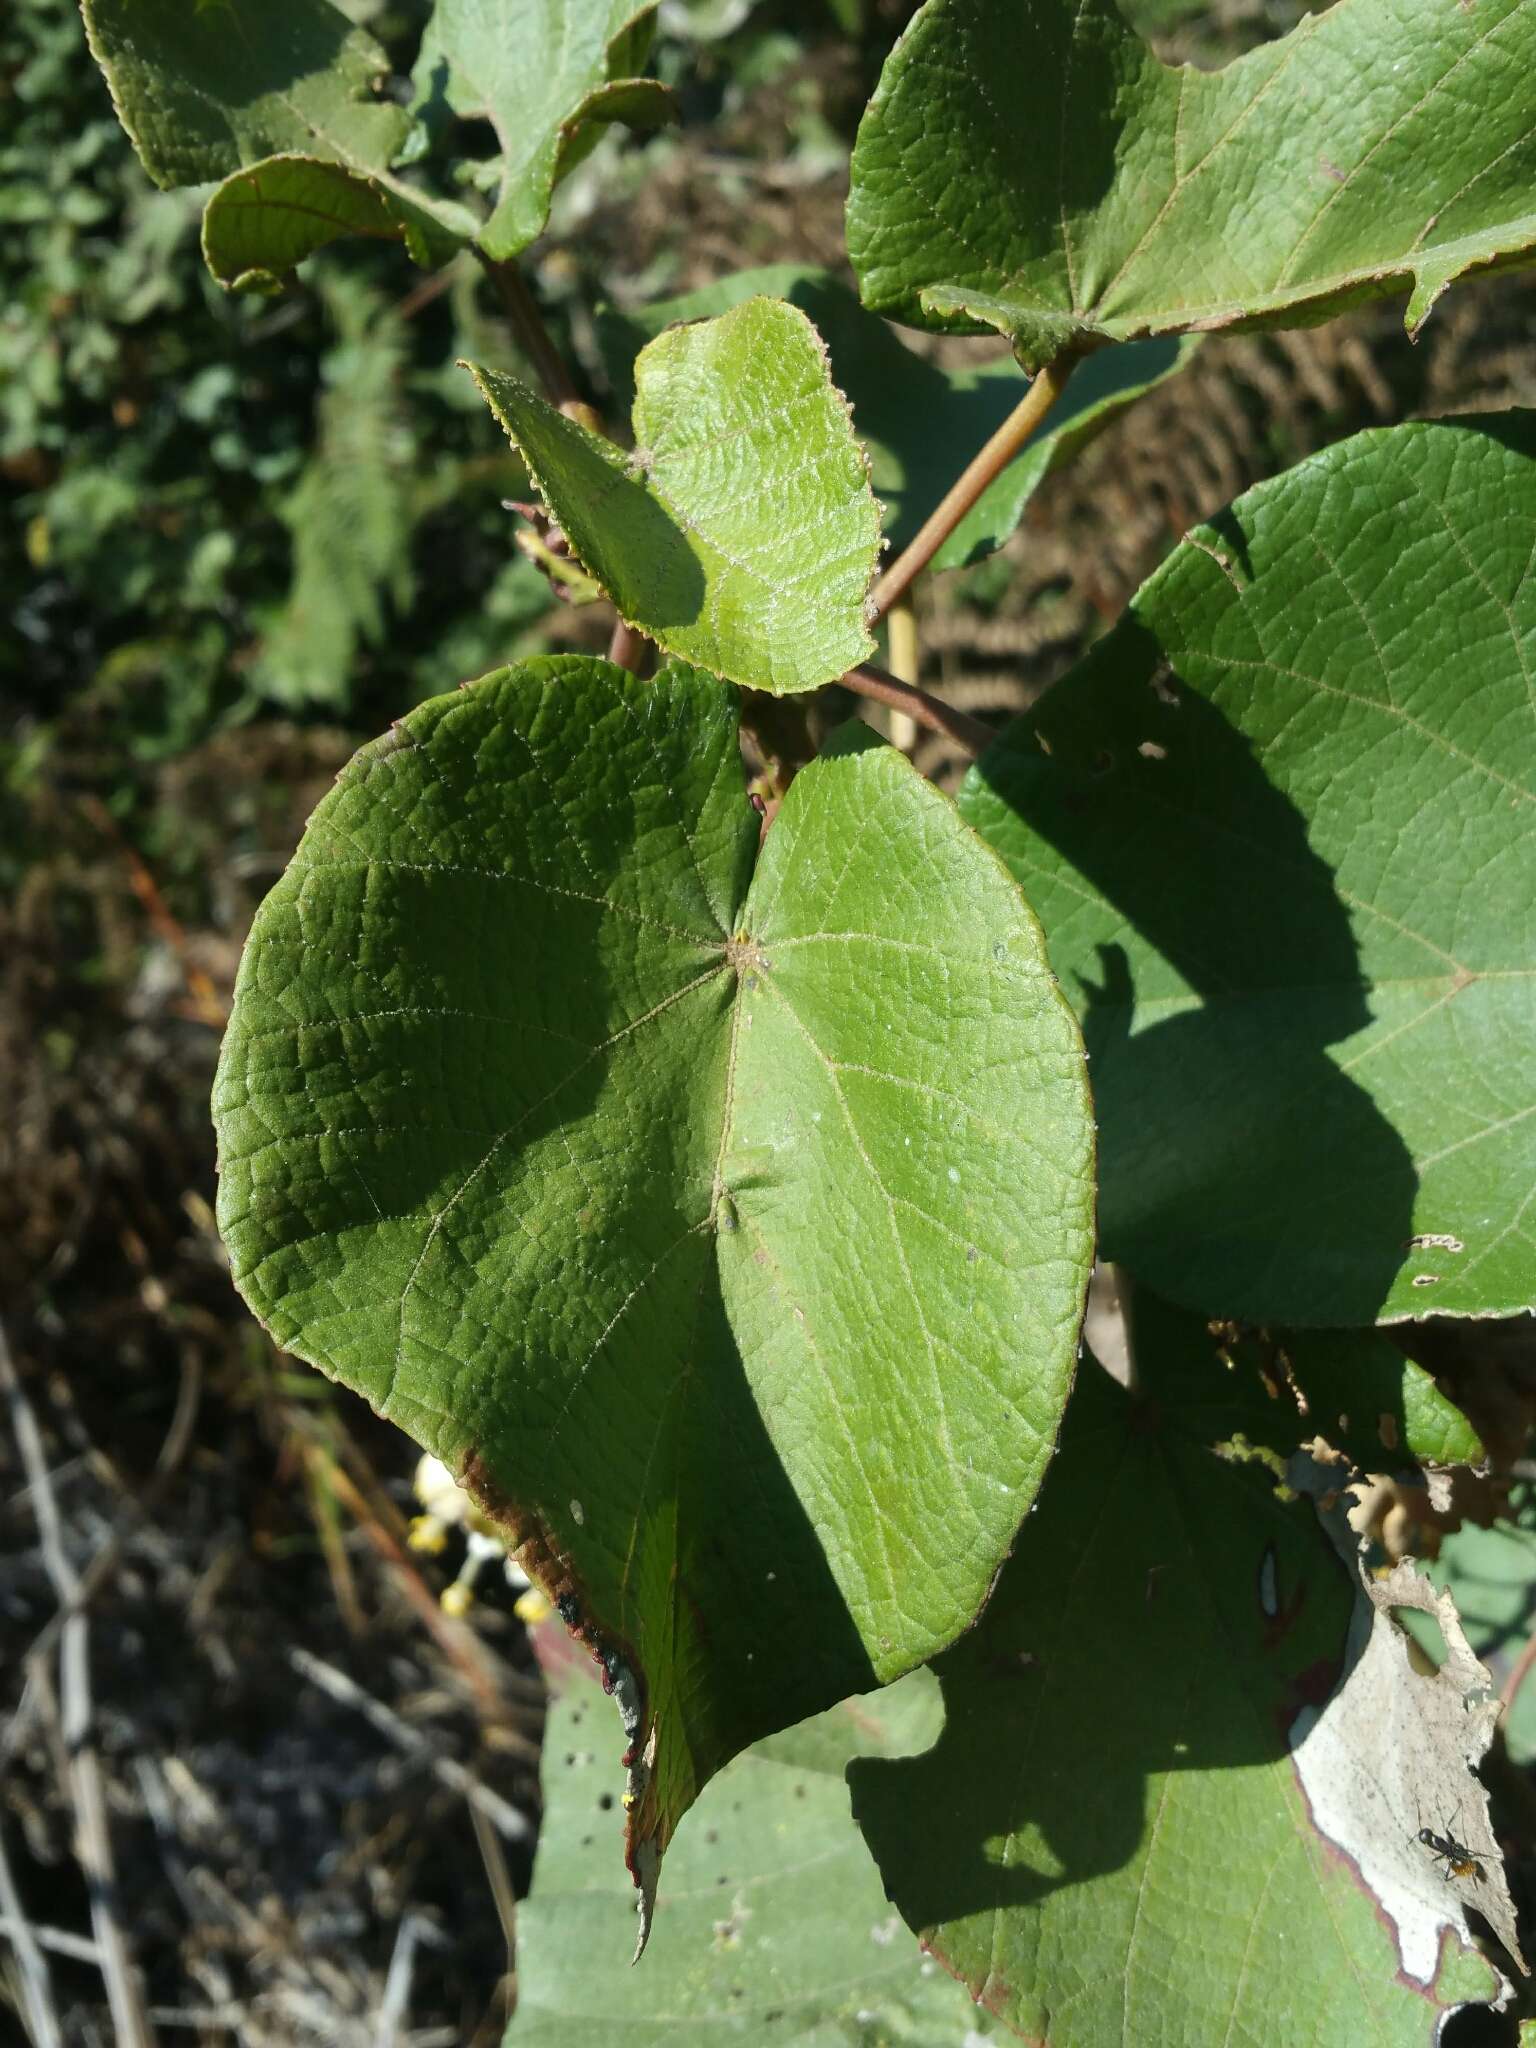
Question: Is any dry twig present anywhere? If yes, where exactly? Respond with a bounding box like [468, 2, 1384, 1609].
[0, 1816, 64, 2048]
[287, 1648, 532, 1843]
[0, 1315, 158, 2048]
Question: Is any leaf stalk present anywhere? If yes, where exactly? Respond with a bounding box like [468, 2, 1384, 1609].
[607, 618, 650, 674]
[477, 251, 596, 425]
[842, 663, 993, 759]
[866, 353, 1078, 622]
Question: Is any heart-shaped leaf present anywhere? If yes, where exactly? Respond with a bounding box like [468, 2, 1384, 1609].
[849, 1296, 1505, 2045]
[410, 0, 677, 262]
[848, 0, 1536, 369]
[466, 297, 883, 691]
[213, 656, 1094, 1926]
[961, 416, 1536, 1325]
[595, 264, 1194, 568]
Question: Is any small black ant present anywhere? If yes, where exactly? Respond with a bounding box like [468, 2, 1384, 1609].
[1415, 1819, 1485, 1884]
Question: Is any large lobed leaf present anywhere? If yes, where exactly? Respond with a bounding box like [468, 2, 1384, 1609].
[595, 264, 1193, 568]
[961, 416, 1536, 1326]
[848, 0, 1536, 369]
[410, 0, 677, 262]
[467, 297, 883, 692]
[850, 1295, 1505, 2045]
[213, 656, 1094, 1922]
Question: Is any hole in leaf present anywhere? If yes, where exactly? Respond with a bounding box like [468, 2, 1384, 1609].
[1438, 1998, 1517, 2046]
[1391, 1605, 1449, 1672]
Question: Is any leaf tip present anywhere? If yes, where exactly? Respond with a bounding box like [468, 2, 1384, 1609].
[629, 1833, 660, 1962]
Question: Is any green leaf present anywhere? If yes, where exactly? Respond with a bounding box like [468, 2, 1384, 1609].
[848, 0, 1536, 369]
[849, 1295, 1503, 2045]
[960, 416, 1536, 1325]
[201, 155, 469, 293]
[212, 655, 1094, 1917]
[508, 1635, 1003, 2042]
[1138, 1315, 1486, 1474]
[81, 0, 411, 189]
[253, 275, 416, 706]
[466, 298, 883, 691]
[595, 264, 1194, 567]
[411, 0, 677, 262]
[81, 0, 469, 284]
[1281, 1329, 1485, 1471]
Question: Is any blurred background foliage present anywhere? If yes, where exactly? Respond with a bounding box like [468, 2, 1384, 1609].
[0, 0, 1247, 780]
[2, 0, 549, 761]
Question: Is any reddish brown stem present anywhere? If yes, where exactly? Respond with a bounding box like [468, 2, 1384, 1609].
[866, 354, 1079, 623]
[842, 662, 993, 759]
[607, 618, 649, 674]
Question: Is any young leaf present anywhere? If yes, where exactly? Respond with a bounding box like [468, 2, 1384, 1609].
[82, 0, 469, 286]
[849, 1298, 1505, 2046]
[410, 0, 677, 263]
[212, 656, 1094, 1925]
[848, 0, 1536, 369]
[595, 264, 1194, 567]
[509, 1630, 999, 2041]
[961, 416, 1536, 1326]
[465, 298, 883, 691]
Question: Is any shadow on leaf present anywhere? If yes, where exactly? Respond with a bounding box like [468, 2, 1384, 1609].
[848, 1310, 1366, 2031]
[965, 615, 1418, 1323]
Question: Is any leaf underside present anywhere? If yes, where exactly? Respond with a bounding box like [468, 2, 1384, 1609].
[962, 415, 1536, 1326]
[201, 155, 467, 291]
[510, 1636, 998, 2042]
[213, 656, 1094, 1902]
[466, 297, 883, 692]
[81, 0, 410, 189]
[411, 0, 676, 261]
[847, 0, 1536, 368]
